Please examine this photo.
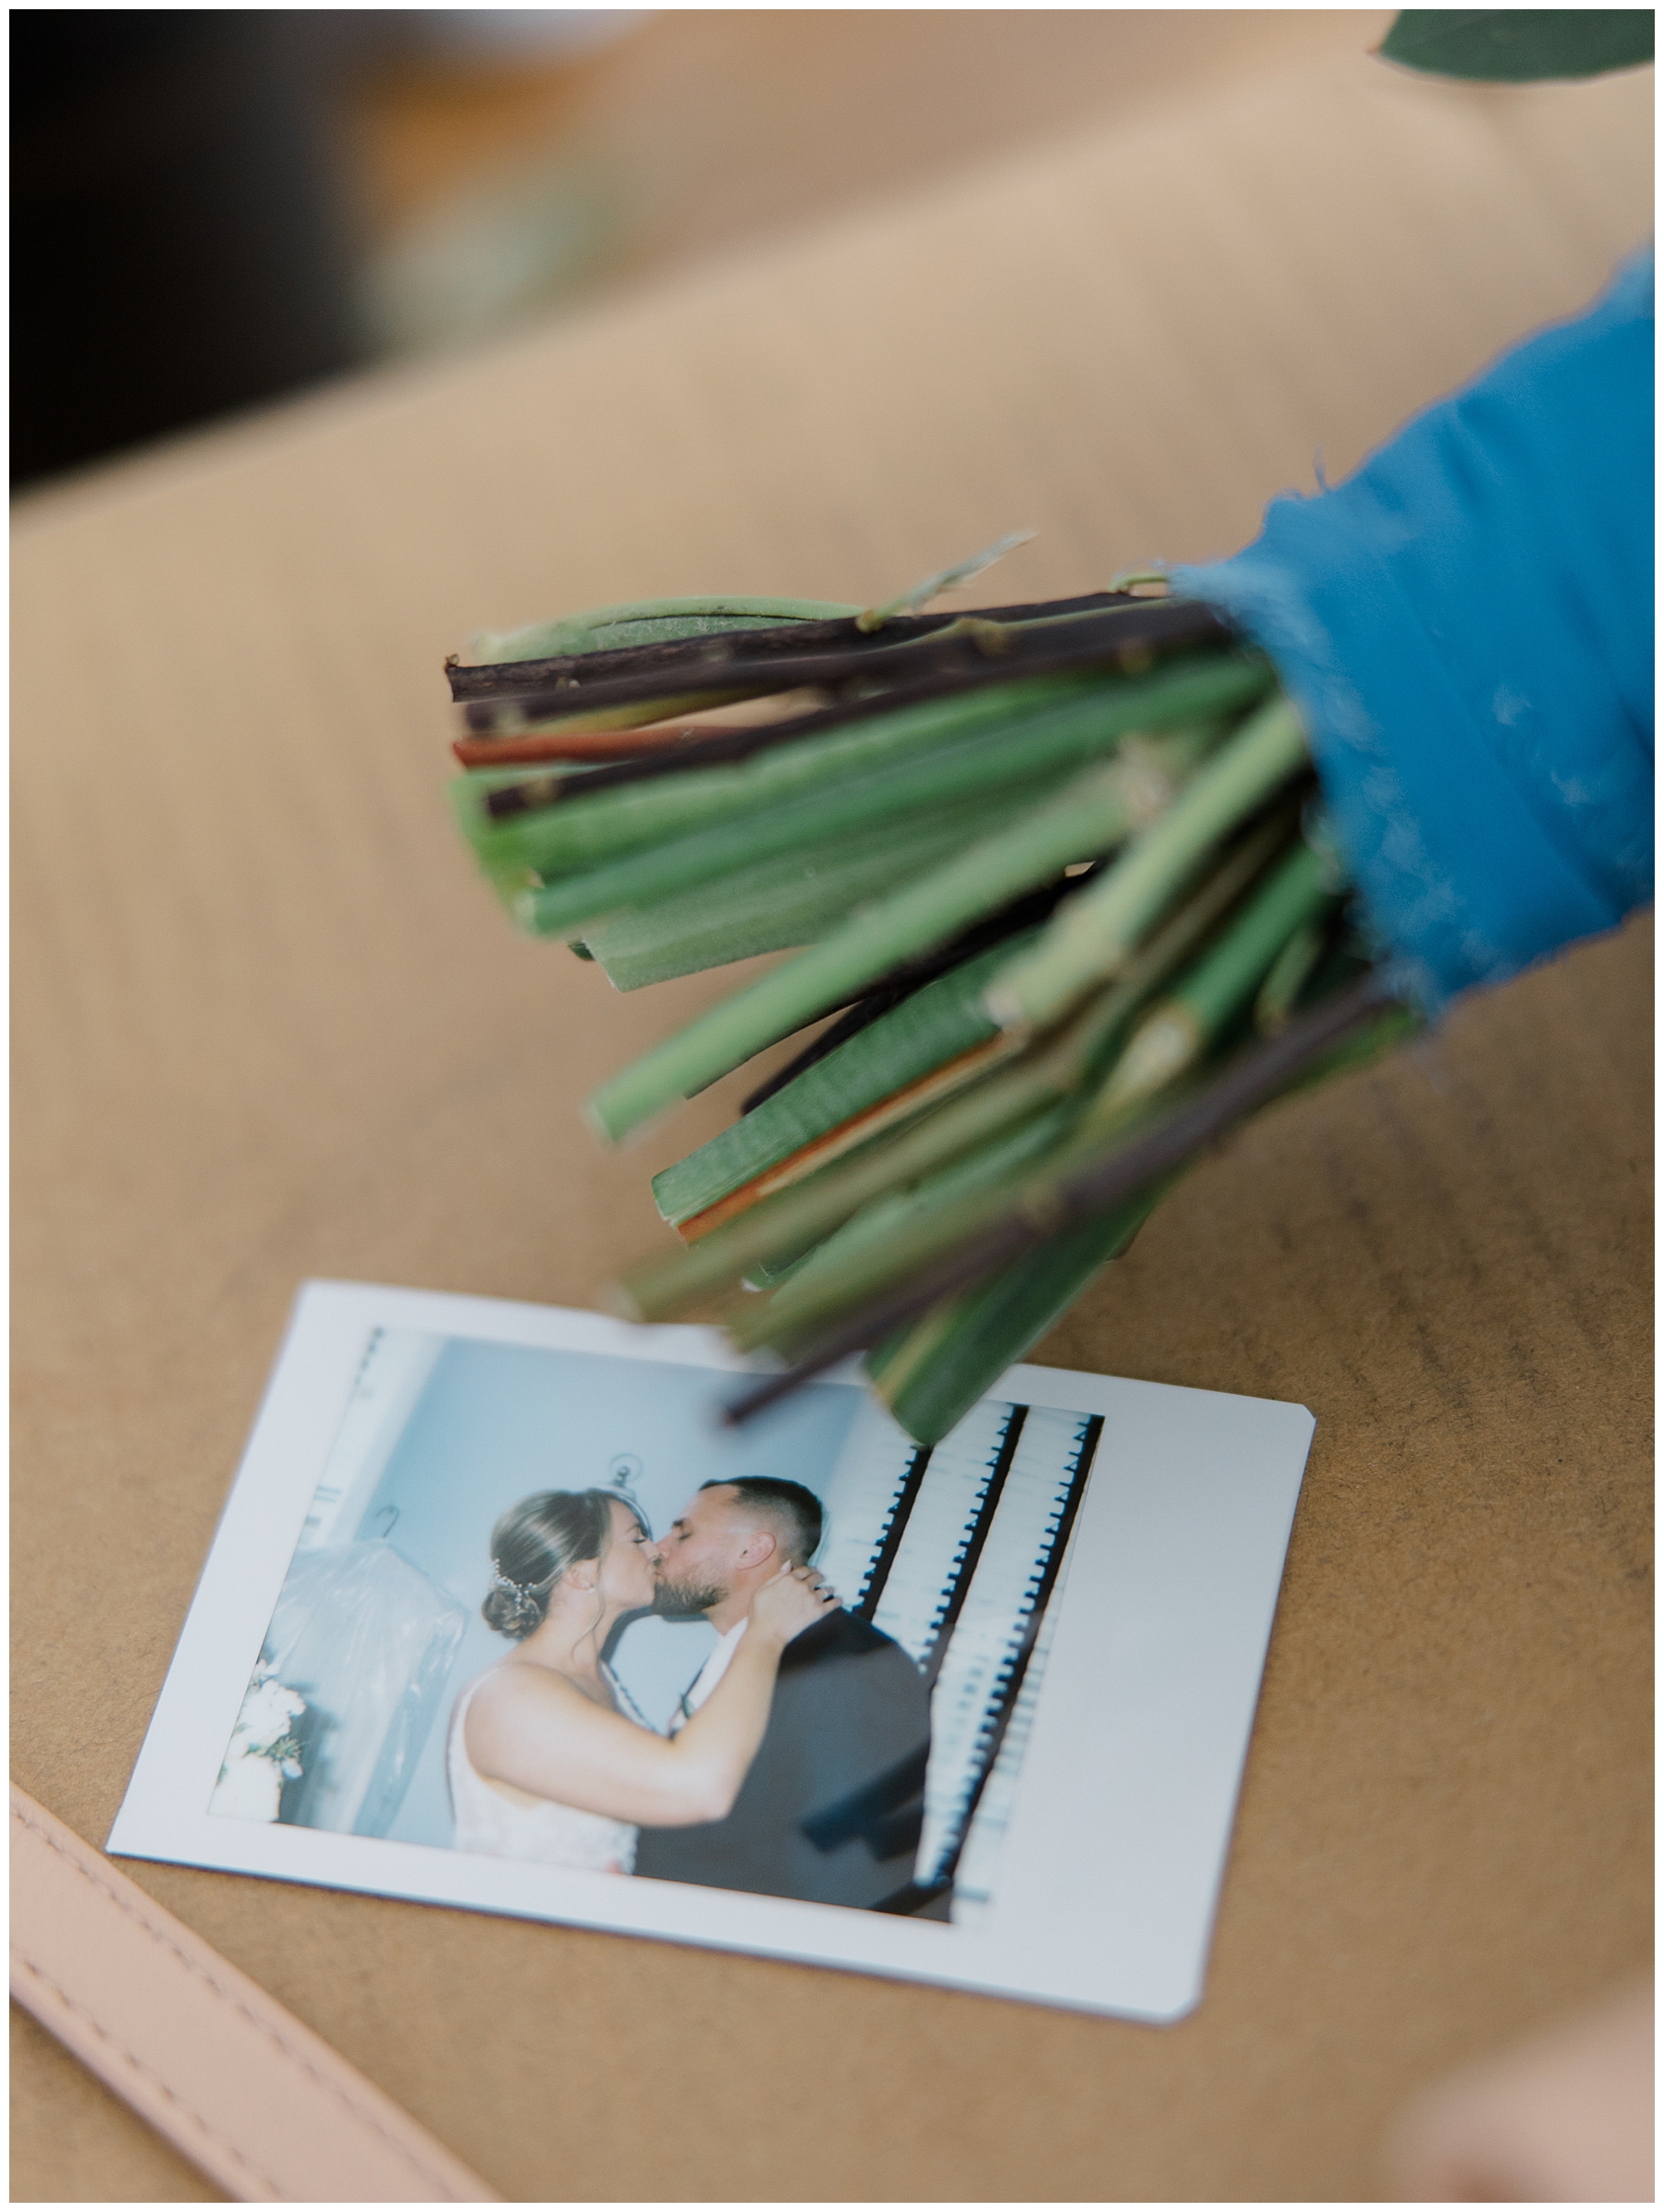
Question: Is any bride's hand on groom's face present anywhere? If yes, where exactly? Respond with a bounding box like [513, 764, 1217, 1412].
[749, 1561, 838, 1645]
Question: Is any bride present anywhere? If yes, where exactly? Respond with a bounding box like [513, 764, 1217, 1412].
[447, 1487, 833, 1872]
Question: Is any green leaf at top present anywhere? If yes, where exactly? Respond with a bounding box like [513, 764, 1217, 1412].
[1378, 10, 1653, 81]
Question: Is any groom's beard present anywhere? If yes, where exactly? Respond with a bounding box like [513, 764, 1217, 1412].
[651, 1573, 726, 1621]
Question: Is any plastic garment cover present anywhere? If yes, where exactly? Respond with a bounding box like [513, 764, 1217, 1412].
[259, 1543, 469, 1839]
[1174, 250, 1654, 1014]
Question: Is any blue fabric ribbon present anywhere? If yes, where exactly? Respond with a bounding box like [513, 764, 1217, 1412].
[1174, 250, 1654, 1013]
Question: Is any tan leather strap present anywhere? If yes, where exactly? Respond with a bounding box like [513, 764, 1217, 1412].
[10, 1785, 497, 2202]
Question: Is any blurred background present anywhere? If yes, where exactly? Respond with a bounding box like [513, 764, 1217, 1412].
[11, 7, 1385, 491]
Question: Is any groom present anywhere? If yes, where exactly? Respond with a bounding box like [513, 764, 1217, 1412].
[632, 1477, 932, 1911]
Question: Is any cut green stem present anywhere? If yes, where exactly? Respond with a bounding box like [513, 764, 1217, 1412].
[649, 934, 1032, 1227]
[1084, 839, 1333, 1124]
[512, 745, 1082, 945]
[739, 1104, 1077, 1350]
[466, 595, 1230, 721]
[720, 970, 1399, 1426]
[870, 1178, 1173, 1444]
[578, 788, 1031, 990]
[742, 838, 1333, 1352]
[984, 694, 1310, 1034]
[1254, 915, 1331, 1033]
[468, 596, 858, 667]
[584, 701, 1244, 1143]
[452, 594, 1136, 735]
[460, 668, 1117, 882]
[618, 805, 1297, 1319]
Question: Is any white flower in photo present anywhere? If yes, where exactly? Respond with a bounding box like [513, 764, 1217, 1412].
[233, 1672, 306, 1755]
[210, 1665, 307, 1823]
[210, 1749, 284, 1823]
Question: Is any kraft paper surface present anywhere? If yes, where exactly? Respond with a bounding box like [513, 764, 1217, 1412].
[12, 47, 1652, 2204]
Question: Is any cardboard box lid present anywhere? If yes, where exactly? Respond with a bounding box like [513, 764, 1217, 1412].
[12, 43, 1651, 2204]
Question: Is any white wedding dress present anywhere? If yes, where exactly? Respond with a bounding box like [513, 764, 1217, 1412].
[447, 1669, 642, 1873]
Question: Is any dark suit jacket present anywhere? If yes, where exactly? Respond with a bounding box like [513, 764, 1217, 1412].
[633, 1608, 933, 1910]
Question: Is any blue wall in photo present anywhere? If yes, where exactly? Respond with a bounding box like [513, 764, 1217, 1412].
[352, 1336, 863, 1851]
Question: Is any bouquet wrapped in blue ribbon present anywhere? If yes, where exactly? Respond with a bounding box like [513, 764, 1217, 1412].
[447, 239, 1651, 1442]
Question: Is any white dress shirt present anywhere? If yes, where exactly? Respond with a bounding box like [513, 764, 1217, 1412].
[671, 1619, 748, 1730]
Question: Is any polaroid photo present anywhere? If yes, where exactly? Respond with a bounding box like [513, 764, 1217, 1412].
[111, 1280, 1314, 2021]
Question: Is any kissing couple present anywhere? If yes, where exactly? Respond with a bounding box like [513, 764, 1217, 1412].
[447, 1481, 933, 1911]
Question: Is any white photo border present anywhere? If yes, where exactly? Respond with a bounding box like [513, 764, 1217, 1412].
[109, 1280, 1314, 2023]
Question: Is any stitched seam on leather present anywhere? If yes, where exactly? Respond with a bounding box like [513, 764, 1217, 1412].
[13, 1804, 468, 2200]
[12, 1949, 285, 2198]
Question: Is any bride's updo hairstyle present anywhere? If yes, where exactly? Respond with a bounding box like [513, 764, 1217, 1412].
[483, 1489, 621, 1641]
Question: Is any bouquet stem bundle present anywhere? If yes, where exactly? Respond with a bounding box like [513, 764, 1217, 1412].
[447, 574, 1411, 1443]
